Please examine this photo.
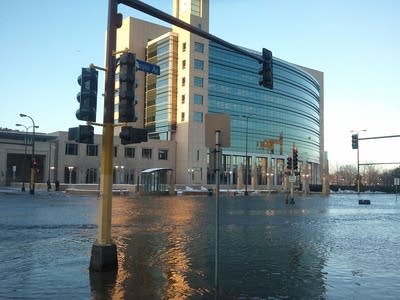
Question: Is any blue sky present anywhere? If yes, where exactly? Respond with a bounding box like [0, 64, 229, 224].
[1, 0, 399, 168]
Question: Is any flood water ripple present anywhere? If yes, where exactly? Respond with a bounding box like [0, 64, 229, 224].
[0, 192, 399, 299]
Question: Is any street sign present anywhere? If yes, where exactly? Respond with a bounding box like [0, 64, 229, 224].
[289, 175, 296, 183]
[135, 59, 160, 75]
[394, 178, 400, 186]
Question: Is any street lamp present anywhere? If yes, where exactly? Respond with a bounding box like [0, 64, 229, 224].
[19, 114, 37, 194]
[120, 165, 125, 184]
[187, 168, 194, 185]
[266, 171, 274, 191]
[68, 166, 74, 184]
[241, 114, 255, 195]
[350, 129, 367, 193]
[16, 123, 38, 192]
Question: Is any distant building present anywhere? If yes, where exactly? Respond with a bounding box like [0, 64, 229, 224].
[0, 129, 175, 187]
[0, 0, 324, 189]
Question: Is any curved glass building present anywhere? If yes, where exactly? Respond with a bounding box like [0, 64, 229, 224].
[208, 43, 322, 185]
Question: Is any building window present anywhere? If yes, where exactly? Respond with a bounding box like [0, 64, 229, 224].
[86, 145, 98, 156]
[65, 143, 78, 155]
[158, 149, 168, 160]
[142, 148, 152, 159]
[181, 94, 185, 104]
[194, 42, 204, 53]
[194, 112, 203, 123]
[182, 42, 186, 52]
[86, 168, 97, 183]
[182, 59, 186, 69]
[114, 146, 118, 157]
[192, 0, 201, 16]
[181, 112, 185, 122]
[197, 150, 200, 161]
[194, 76, 203, 87]
[125, 147, 135, 158]
[182, 77, 186, 87]
[64, 166, 76, 184]
[194, 94, 203, 105]
[194, 59, 204, 70]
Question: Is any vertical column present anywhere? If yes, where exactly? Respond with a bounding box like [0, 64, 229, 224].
[90, 0, 118, 272]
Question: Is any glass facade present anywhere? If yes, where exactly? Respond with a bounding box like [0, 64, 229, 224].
[145, 34, 178, 140]
[208, 42, 320, 163]
[140, 19, 322, 186]
[208, 42, 321, 185]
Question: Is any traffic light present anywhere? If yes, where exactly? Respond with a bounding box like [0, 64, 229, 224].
[119, 126, 148, 145]
[352, 134, 358, 149]
[293, 148, 299, 170]
[68, 125, 94, 144]
[258, 48, 273, 89]
[287, 157, 293, 170]
[119, 52, 137, 123]
[76, 68, 98, 122]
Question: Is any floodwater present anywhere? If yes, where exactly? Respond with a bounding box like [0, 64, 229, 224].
[0, 190, 399, 299]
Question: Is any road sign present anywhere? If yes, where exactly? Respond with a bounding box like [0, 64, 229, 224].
[135, 59, 160, 75]
[289, 175, 296, 183]
[395, 178, 400, 186]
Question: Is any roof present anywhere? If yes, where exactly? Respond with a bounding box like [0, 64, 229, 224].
[141, 167, 172, 174]
[0, 129, 57, 142]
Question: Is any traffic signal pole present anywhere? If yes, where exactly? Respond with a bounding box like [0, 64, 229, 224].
[90, 0, 119, 272]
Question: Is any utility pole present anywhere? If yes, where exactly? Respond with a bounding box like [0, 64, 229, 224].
[89, 0, 120, 272]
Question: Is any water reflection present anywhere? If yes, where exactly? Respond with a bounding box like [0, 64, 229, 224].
[3, 192, 399, 299]
[220, 195, 328, 298]
[89, 194, 330, 299]
[100, 196, 213, 299]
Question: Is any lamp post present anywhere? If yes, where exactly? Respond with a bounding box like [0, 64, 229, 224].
[241, 114, 255, 195]
[15, 123, 30, 192]
[19, 114, 37, 194]
[114, 166, 119, 184]
[120, 165, 124, 184]
[50, 166, 55, 182]
[187, 168, 194, 185]
[68, 166, 74, 184]
[351, 129, 367, 193]
[266, 171, 274, 191]
[47, 141, 55, 185]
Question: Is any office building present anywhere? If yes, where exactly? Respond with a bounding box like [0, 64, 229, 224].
[0, 0, 324, 190]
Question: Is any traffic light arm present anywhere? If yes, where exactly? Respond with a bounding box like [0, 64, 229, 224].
[119, 0, 264, 63]
[86, 121, 131, 128]
[89, 63, 108, 72]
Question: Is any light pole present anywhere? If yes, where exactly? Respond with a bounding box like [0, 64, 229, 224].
[241, 114, 255, 195]
[120, 165, 124, 184]
[15, 123, 35, 192]
[19, 114, 37, 194]
[114, 166, 120, 184]
[351, 129, 367, 193]
[68, 166, 74, 184]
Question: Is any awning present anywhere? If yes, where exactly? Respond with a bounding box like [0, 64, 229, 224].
[141, 168, 172, 174]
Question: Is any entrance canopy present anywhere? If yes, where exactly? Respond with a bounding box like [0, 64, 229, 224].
[140, 168, 173, 193]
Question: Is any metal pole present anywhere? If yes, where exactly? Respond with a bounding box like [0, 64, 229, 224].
[357, 146, 360, 193]
[19, 114, 36, 194]
[29, 117, 36, 195]
[90, 0, 118, 272]
[290, 144, 295, 204]
[214, 130, 221, 294]
[244, 117, 249, 195]
[47, 142, 52, 189]
[23, 127, 28, 192]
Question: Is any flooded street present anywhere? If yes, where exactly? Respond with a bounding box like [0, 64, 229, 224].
[1, 191, 399, 299]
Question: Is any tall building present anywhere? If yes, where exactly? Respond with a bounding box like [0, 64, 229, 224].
[1, 0, 323, 189]
[114, 0, 324, 187]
